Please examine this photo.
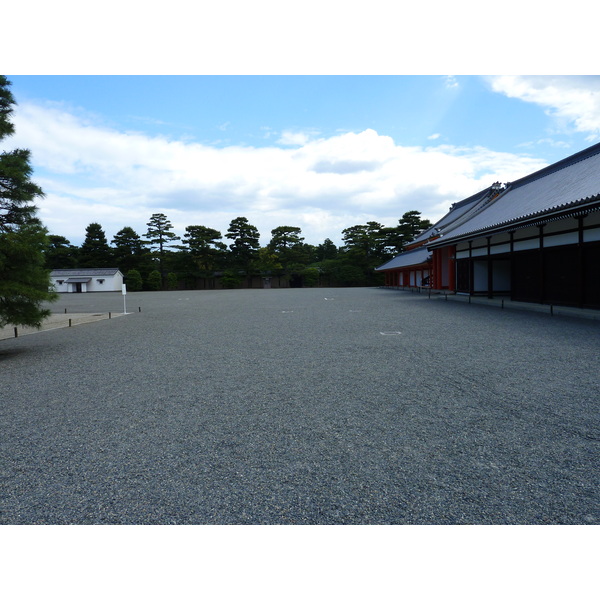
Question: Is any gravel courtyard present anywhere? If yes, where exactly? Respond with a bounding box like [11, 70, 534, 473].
[1, 287, 598, 524]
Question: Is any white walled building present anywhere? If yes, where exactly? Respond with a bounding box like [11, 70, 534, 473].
[50, 268, 124, 293]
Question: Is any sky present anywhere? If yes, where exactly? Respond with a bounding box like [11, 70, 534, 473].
[4, 74, 600, 249]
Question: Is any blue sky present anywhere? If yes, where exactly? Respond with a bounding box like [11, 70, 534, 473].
[7, 75, 582, 154]
[4, 74, 600, 248]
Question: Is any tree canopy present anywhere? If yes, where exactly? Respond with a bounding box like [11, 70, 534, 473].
[178, 225, 227, 278]
[0, 75, 57, 327]
[44, 235, 79, 269]
[79, 222, 113, 267]
[144, 213, 180, 253]
[226, 216, 260, 273]
[112, 226, 149, 274]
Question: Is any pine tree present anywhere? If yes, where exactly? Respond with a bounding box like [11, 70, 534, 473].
[112, 226, 148, 274]
[225, 216, 260, 274]
[180, 225, 226, 274]
[315, 238, 338, 261]
[144, 213, 180, 286]
[0, 75, 57, 328]
[78, 222, 113, 267]
[44, 235, 79, 269]
[268, 226, 311, 279]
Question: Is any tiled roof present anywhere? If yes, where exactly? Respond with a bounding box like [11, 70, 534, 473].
[410, 186, 495, 245]
[429, 142, 600, 245]
[376, 188, 495, 270]
[375, 246, 430, 271]
[50, 268, 122, 277]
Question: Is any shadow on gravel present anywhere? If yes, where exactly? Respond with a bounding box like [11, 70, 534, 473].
[0, 347, 30, 361]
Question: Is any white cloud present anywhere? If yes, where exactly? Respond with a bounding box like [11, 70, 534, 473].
[517, 138, 571, 150]
[276, 129, 320, 146]
[444, 76, 459, 89]
[487, 76, 600, 140]
[3, 101, 549, 247]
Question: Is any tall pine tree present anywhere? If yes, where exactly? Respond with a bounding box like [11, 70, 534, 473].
[78, 222, 113, 267]
[112, 226, 149, 275]
[144, 213, 180, 285]
[0, 75, 57, 327]
[44, 235, 79, 269]
[225, 216, 260, 274]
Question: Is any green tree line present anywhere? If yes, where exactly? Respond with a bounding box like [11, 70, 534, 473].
[44, 211, 432, 289]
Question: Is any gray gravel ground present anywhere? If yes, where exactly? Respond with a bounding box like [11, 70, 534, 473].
[1, 287, 598, 524]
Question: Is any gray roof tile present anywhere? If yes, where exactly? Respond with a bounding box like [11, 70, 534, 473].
[376, 246, 430, 271]
[432, 143, 600, 243]
[50, 268, 121, 277]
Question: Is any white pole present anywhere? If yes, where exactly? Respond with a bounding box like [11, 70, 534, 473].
[122, 283, 127, 314]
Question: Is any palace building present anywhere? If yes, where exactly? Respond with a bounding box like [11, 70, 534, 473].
[376, 142, 600, 310]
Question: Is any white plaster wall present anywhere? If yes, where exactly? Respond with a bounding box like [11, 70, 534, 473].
[543, 231, 578, 248]
[50, 273, 123, 292]
[584, 227, 600, 242]
[490, 243, 511, 255]
[514, 238, 540, 251]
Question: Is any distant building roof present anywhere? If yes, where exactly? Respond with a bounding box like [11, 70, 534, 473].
[50, 268, 122, 277]
[410, 186, 496, 246]
[375, 188, 495, 271]
[375, 246, 430, 271]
